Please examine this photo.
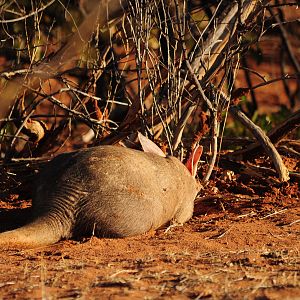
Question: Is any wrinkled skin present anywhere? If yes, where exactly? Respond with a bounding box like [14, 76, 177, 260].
[0, 146, 200, 247]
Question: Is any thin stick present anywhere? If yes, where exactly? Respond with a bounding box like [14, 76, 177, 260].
[203, 113, 218, 183]
[26, 86, 119, 130]
[259, 208, 288, 219]
[251, 74, 297, 90]
[0, 0, 56, 24]
[172, 103, 197, 151]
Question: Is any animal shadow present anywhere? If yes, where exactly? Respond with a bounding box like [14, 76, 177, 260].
[0, 207, 32, 232]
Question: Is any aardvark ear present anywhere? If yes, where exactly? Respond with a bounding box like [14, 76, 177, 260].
[185, 145, 203, 178]
[138, 132, 166, 157]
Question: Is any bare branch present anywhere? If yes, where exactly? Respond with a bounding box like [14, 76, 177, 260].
[229, 106, 290, 182]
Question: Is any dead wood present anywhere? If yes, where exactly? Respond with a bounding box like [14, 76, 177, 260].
[96, 0, 267, 150]
[229, 106, 289, 182]
[190, 0, 265, 78]
[277, 145, 300, 159]
[231, 109, 300, 160]
[1, 0, 297, 189]
[0, 0, 128, 124]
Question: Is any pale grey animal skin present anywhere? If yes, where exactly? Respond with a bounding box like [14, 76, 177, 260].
[0, 146, 200, 247]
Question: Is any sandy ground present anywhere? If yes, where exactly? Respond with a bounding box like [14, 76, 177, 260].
[0, 181, 299, 299]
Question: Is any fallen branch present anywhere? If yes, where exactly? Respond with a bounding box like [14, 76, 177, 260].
[277, 145, 300, 159]
[232, 109, 300, 159]
[217, 157, 279, 185]
[229, 106, 289, 182]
